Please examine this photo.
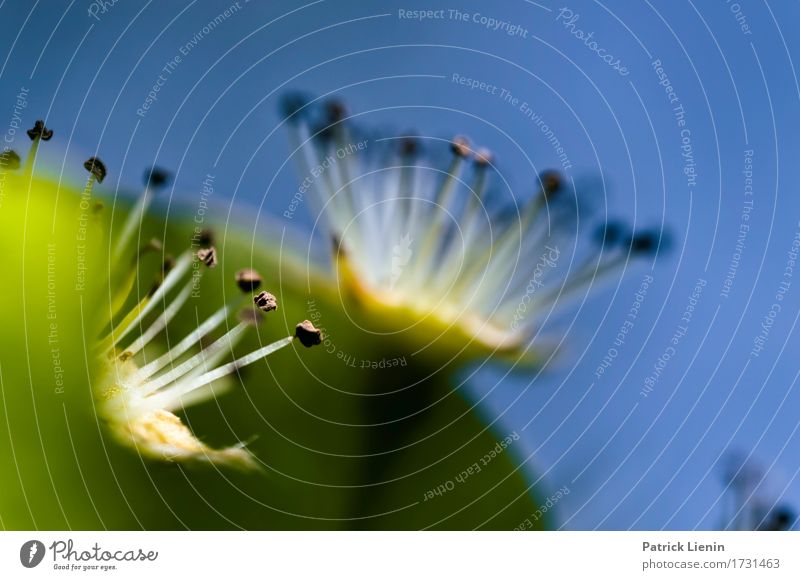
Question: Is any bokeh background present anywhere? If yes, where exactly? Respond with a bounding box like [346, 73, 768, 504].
[1, 0, 799, 529]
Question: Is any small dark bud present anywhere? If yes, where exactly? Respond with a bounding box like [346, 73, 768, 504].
[451, 135, 471, 158]
[84, 157, 107, 183]
[280, 92, 309, 122]
[400, 136, 419, 157]
[763, 507, 795, 531]
[295, 320, 322, 347]
[27, 120, 53, 141]
[144, 166, 170, 189]
[325, 99, 347, 124]
[0, 150, 21, 170]
[198, 228, 215, 248]
[627, 231, 660, 255]
[539, 170, 562, 197]
[197, 246, 218, 268]
[235, 268, 262, 293]
[254, 291, 277, 313]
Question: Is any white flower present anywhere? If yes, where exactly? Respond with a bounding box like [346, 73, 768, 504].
[282, 97, 662, 362]
[84, 162, 322, 469]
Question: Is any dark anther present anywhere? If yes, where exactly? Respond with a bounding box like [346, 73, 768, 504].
[235, 269, 263, 293]
[144, 166, 170, 189]
[474, 148, 494, 167]
[400, 136, 419, 157]
[539, 170, 563, 197]
[198, 228, 214, 248]
[451, 135, 471, 158]
[254, 291, 277, 313]
[761, 507, 795, 531]
[27, 120, 53, 141]
[280, 92, 309, 122]
[325, 100, 347, 124]
[84, 157, 107, 183]
[197, 246, 218, 268]
[627, 230, 662, 255]
[295, 320, 322, 347]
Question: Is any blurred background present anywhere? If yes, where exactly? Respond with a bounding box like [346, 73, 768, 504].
[1, 0, 799, 529]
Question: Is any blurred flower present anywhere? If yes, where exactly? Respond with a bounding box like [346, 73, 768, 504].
[721, 452, 796, 530]
[8, 122, 323, 470]
[282, 96, 664, 366]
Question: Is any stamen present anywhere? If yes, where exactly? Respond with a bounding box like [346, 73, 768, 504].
[295, 320, 322, 347]
[26, 120, 53, 141]
[144, 166, 170, 189]
[280, 92, 309, 124]
[407, 136, 472, 287]
[235, 269, 262, 293]
[450, 135, 471, 158]
[132, 303, 233, 382]
[24, 120, 52, 174]
[112, 167, 171, 261]
[626, 230, 664, 256]
[99, 250, 192, 350]
[123, 282, 193, 357]
[196, 246, 218, 268]
[84, 156, 107, 183]
[122, 246, 219, 356]
[197, 228, 214, 248]
[142, 335, 296, 410]
[136, 277, 270, 383]
[141, 322, 250, 395]
[456, 170, 566, 293]
[254, 290, 277, 312]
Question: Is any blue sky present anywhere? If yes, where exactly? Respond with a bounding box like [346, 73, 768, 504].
[2, 0, 799, 529]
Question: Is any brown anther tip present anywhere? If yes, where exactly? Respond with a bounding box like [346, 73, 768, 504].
[280, 92, 309, 122]
[539, 170, 562, 196]
[92, 201, 104, 214]
[144, 166, 170, 189]
[254, 291, 277, 313]
[198, 228, 214, 248]
[0, 150, 21, 170]
[325, 100, 347, 123]
[400, 136, 419, 157]
[27, 120, 53, 141]
[84, 157, 107, 183]
[295, 320, 322, 347]
[235, 268, 263, 293]
[197, 246, 218, 268]
[237, 307, 263, 327]
[474, 148, 493, 166]
[628, 230, 666, 256]
[451, 135, 471, 158]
